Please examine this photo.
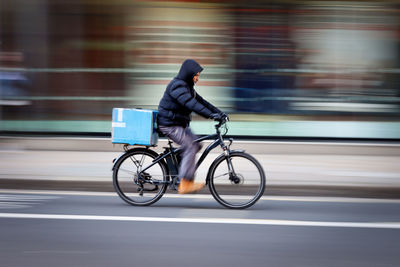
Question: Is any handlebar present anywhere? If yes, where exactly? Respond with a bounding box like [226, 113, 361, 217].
[214, 116, 229, 134]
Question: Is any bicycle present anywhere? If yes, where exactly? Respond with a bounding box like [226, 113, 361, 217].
[112, 118, 266, 209]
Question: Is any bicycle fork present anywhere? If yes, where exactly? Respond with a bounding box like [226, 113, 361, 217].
[220, 139, 239, 183]
[222, 150, 234, 179]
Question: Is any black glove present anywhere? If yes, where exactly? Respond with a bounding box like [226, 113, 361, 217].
[211, 112, 229, 122]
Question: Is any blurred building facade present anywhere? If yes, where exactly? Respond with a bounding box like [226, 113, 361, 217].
[1, 0, 399, 135]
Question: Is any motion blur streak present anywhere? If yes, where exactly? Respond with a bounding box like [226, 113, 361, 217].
[1, 1, 399, 138]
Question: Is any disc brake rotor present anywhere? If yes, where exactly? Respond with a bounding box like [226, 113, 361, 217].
[230, 173, 244, 185]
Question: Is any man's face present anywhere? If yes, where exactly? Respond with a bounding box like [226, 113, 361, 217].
[193, 72, 200, 84]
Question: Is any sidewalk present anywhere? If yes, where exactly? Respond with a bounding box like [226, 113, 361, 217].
[1, 137, 400, 198]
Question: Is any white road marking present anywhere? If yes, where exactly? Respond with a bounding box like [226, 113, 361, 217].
[164, 194, 400, 204]
[0, 195, 58, 201]
[0, 194, 59, 209]
[0, 189, 117, 197]
[0, 212, 399, 229]
[0, 202, 30, 209]
[0, 189, 399, 204]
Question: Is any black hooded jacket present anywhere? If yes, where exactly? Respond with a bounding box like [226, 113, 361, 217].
[158, 59, 221, 127]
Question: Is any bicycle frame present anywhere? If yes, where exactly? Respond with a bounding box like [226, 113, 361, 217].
[137, 122, 233, 184]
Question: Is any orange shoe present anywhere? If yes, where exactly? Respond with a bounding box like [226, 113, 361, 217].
[178, 178, 204, 194]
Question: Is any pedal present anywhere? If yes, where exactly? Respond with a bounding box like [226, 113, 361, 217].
[169, 178, 180, 191]
[138, 187, 144, 196]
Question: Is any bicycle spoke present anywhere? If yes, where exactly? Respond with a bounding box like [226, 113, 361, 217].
[213, 172, 229, 179]
[117, 168, 137, 176]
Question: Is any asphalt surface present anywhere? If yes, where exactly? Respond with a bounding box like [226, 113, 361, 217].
[1, 137, 399, 267]
[1, 190, 400, 267]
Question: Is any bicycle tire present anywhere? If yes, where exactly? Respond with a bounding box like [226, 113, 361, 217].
[113, 148, 168, 206]
[208, 151, 266, 209]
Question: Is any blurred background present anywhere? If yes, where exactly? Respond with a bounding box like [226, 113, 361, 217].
[1, 0, 400, 138]
[1, 3, 400, 265]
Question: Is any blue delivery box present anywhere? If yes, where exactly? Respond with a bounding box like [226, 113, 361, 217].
[112, 108, 158, 146]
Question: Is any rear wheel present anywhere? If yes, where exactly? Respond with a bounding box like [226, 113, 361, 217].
[208, 152, 265, 209]
[113, 148, 168, 206]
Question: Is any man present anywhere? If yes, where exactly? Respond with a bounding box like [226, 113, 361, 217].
[158, 59, 227, 194]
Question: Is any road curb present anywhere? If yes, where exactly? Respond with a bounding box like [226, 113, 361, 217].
[1, 179, 399, 199]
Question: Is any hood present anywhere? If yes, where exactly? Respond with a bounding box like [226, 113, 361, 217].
[175, 59, 203, 86]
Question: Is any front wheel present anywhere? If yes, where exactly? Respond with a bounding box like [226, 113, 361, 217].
[208, 151, 266, 209]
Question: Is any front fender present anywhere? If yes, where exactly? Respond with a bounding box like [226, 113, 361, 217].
[205, 149, 245, 184]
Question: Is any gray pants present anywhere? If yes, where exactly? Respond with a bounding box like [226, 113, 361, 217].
[158, 125, 201, 181]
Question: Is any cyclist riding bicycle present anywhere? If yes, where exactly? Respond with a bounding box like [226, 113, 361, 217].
[158, 59, 227, 194]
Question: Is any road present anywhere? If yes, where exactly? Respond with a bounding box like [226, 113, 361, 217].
[1, 190, 400, 267]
